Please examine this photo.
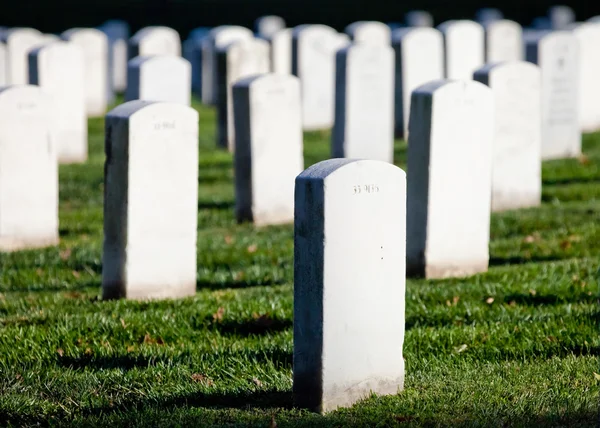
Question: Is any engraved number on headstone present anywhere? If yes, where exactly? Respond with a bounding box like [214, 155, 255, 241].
[353, 184, 379, 194]
[153, 121, 176, 130]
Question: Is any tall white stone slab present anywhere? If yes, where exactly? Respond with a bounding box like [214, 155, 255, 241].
[61, 28, 109, 117]
[233, 74, 303, 225]
[294, 158, 406, 414]
[2, 28, 44, 84]
[392, 27, 444, 138]
[126, 56, 191, 106]
[29, 42, 87, 164]
[475, 8, 503, 24]
[345, 21, 391, 45]
[255, 16, 286, 39]
[333, 44, 394, 162]
[99, 20, 130, 93]
[0, 43, 7, 85]
[103, 100, 198, 300]
[405, 10, 434, 27]
[549, 6, 575, 30]
[437, 20, 484, 80]
[0, 85, 58, 251]
[407, 80, 493, 278]
[525, 31, 581, 159]
[216, 38, 270, 151]
[270, 28, 292, 74]
[129, 26, 181, 58]
[292, 25, 349, 130]
[474, 62, 542, 212]
[570, 23, 600, 132]
[484, 20, 523, 62]
[201, 26, 253, 105]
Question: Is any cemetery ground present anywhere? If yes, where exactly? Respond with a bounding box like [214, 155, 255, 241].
[0, 97, 598, 427]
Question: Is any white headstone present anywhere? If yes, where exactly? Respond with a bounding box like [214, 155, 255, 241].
[201, 26, 253, 105]
[344, 21, 391, 45]
[126, 56, 191, 106]
[407, 80, 493, 278]
[255, 16, 286, 39]
[405, 10, 434, 27]
[216, 38, 270, 151]
[294, 158, 406, 414]
[474, 61, 542, 212]
[549, 5, 575, 30]
[29, 41, 87, 164]
[570, 23, 600, 132]
[0, 85, 58, 251]
[0, 43, 7, 85]
[475, 8, 504, 24]
[484, 20, 523, 62]
[437, 20, 484, 80]
[392, 27, 444, 138]
[292, 25, 349, 130]
[525, 31, 581, 159]
[233, 74, 303, 225]
[103, 100, 198, 300]
[333, 44, 394, 162]
[2, 28, 44, 84]
[588, 16, 600, 23]
[61, 28, 109, 117]
[270, 28, 292, 74]
[129, 26, 181, 58]
[99, 20, 130, 93]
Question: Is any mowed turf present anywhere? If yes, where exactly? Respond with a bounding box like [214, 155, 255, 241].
[0, 99, 598, 427]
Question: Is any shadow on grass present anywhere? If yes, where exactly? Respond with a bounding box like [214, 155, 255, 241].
[205, 317, 292, 337]
[197, 200, 234, 210]
[503, 292, 597, 306]
[542, 176, 600, 186]
[0, 280, 100, 294]
[488, 255, 564, 266]
[57, 353, 173, 371]
[196, 278, 286, 291]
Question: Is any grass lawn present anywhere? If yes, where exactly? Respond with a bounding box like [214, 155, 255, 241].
[0, 98, 598, 427]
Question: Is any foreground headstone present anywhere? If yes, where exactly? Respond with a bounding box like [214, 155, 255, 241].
[0, 85, 58, 251]
[129, 26, 181, 58]
[333, 44, 394, 162]
[570, 23, 600, 132]
[405, 10, 433, 27]
[474, 62, 542, 211]
[61, 28, 109, 117]
[548, 5, 575, 30]
[99, 20, 130, 94]
[201, 26, 253, 105]
[270, 28, 292, 74]
[29, 42, 87, 163]
[437, 20, 484, 80]
[345, 21, 390, 45]
[103, 100, 198, 300]
[475, 8, 503, 24]
[0, 44, 6, 85]
[484, 20, 523, 62]
[233, 74, 303, 225]
[2, 28, 44, 84]
[217, 38, 270, 151]
[392, 27, 444, 138]
[255, 16, 286, 39]
[294, 158, 406, 414]
[126, 56, 191, 105]
[292, 25, 349, 130]
[407, 80, 493, 278]
[525, 31, 581, 159]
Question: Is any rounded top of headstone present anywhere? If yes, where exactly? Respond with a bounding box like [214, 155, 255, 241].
[29, 39, 80, 59]
[131, 26, 180, 43]
[128, 54, 190, 68]
[1, 27, 42, 43]
[437, 20, 483, 33]
[483, 19, 522, 31]
[61, 28, 107, 44]
[106, 100, 198, 121]
[0, 85, 50, 108]
[254, 15, 286, 38]
[392, 26, 441, 43]
[292, 24, 337, 38]
[336, 40, 393, 57]
[233, 72, 299, 90]
[218, 36, 270, 54]
[297, 159, 405, 182]
[412, 79, 492, 99]
[473, 60, 540, 80]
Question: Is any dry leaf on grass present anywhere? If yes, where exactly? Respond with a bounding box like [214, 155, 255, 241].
[247, 244, 258, 253]
[120, 318, 127, 329]
[191, 373, 214, 386]
[59, 249, 72, 261]
[213, 307, 225, 322]
[56, 348, 64, 357]
[560, 240, 572, 250]
[224, 235, 234, 244]
[454, 344, 468, 353]
[143, 333, 164, 345]
[485, 297, 494, 304]
[252, 377, 263, 387]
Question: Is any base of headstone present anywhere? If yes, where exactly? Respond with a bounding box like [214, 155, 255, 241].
[425, 261, 488, 279]
[294, 373, 404, 414]
[102, 281, 196, 301]
[492, 194, 540, 212]
[59, 154, 87, 165]
[0, 236, 59, 252]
